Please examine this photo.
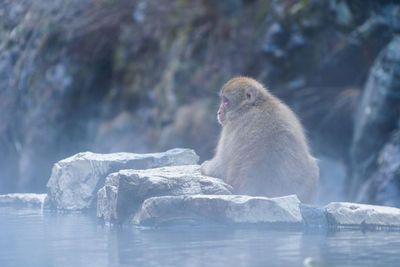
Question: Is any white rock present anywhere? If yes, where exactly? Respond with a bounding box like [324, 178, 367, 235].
[134, 194, 302, 226]
[97, 165, 232, 222]
[0, 193, 47, 208]
[325, 202, 400, 227]
[47, 148, 199, 210]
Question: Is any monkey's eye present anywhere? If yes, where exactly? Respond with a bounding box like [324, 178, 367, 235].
[222, 96, 229, 105]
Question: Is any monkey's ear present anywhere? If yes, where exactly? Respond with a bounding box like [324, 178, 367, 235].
[245, 87, 257, 104]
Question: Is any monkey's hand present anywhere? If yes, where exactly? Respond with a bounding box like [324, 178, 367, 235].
[200, 160, 211, 176]
[200, 159, 224, 179]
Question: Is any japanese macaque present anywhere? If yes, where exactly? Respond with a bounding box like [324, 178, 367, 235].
[201, 77, 319, 203]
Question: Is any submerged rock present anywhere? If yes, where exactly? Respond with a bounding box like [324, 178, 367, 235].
[0, 193, 47, 208]
[46, 148, 199, 211]
[97, 165, 232, 223]
[133, 194, 302, 226]
[300, 205, 327, 229]
[325, 202, 400, 228]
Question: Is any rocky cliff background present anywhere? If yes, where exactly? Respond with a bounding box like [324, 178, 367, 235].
[1, 0, 399, 206]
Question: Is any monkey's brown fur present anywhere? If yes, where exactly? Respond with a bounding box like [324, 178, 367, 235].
[201, 77, 319, 203]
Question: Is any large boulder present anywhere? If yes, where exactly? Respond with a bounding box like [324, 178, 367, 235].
[133, 194, 302, 226]
[325, 202, 400, 228]
[356, 131, 400, 206]
[46, 148, 199, 211]
[350, 36, 400, 199]
[97, 165, 232, 223]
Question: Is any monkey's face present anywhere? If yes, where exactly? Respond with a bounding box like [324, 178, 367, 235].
[218, 77, 267, 126]
[218, 88, 252, 126]
[217, 95, 229, 125]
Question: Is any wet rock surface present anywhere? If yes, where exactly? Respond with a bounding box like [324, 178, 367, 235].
[301, 205, 327, 229]
[46, 148, 199, 211]
[97, 165, 232, 223]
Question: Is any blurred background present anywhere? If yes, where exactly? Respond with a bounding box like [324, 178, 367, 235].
[0, 0, 399, 206]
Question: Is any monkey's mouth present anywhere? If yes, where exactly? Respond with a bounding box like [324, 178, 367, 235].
[217, 112, 225, 125]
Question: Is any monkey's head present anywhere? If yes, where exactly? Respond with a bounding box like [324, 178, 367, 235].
[217, 77, 267, 125]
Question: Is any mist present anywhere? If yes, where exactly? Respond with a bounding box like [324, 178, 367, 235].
[1, 0, 400, 206]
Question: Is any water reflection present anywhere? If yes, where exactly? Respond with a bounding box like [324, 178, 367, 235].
[115, 227, 304, 266]
[1, 208, 400, 266]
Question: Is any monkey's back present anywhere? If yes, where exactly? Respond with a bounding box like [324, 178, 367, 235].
[224, 100, 319, 203]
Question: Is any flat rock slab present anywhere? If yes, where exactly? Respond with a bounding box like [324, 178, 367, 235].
[47, 148, 199, 210]
[325, 202, 400, 228]
[0, 193, 47, 208]
[133, 194, 302, 226]
[97, 165, 232, 222]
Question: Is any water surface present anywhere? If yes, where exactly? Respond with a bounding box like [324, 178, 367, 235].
[1, 207, 400, 266]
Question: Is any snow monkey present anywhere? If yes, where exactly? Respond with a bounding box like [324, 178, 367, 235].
[201, 77, 319, 203]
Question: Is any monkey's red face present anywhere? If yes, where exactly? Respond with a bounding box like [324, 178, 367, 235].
[217, 95, 228, 125]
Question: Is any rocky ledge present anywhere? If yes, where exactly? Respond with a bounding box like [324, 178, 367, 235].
[97, 165, 232, 223]
[4, 148, 400, 231]
[46, 148, 199, 210]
